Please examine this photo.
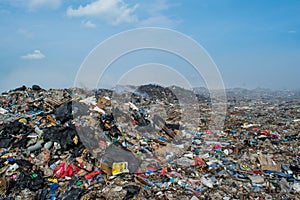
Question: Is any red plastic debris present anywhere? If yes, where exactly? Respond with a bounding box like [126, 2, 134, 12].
[53, 162, 80, 179]
[84, 171, 101, 180]
[135, 169, 148, 178]
[251, 169, 263, 175]
[194, 156, 206, 167]
[159, 167, 168, 176]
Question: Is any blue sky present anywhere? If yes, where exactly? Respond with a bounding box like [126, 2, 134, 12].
[0, 0, 299, 92]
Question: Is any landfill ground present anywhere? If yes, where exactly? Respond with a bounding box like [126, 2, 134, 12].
[0, 84, 300, 200]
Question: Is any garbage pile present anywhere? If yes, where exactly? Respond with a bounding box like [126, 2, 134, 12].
[0, 84, 299, 199]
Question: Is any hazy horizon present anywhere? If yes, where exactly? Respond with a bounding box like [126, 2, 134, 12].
[2, 83, 300, 94]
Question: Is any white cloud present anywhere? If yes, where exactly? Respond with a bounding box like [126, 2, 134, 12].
[82, 20, 97, 28]
[288, 30, 297, 34]
[28, 0, 61, 10]
[66, 0, 138, 25]
[21, 50, 45, 60]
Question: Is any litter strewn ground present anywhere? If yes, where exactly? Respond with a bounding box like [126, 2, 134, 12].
[0, 84, 299, 199]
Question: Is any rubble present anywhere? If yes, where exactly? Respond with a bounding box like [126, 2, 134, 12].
[0, 84, 299, 199]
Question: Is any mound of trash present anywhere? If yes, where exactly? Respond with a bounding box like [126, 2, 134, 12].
[0, 85, 299, 199]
